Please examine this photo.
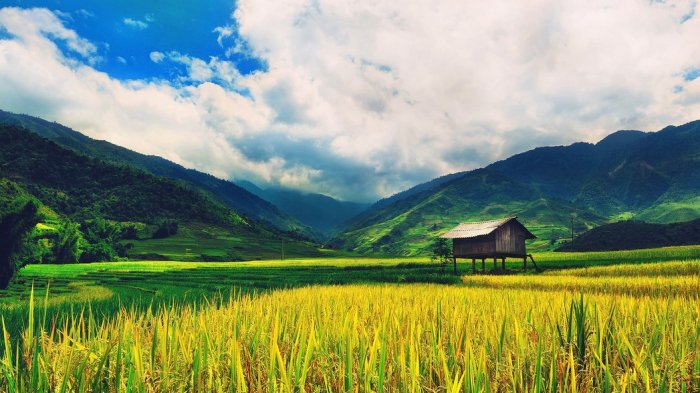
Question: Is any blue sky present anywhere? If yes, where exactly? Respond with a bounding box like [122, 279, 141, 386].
[2, 0, 265, 80]
[1, 1, 699, 202]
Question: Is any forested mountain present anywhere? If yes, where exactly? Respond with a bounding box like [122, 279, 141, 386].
[0, 110, 310, 236]
[0, 125, 324, 263]
[237, 181, 369, 237]
[332, 120, 700, 255]
[0, 124, 242, 226]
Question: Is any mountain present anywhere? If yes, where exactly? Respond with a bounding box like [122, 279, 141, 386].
[0, 124, 242, 226]
[557, 219, 700, 252]
[0, 110, 310, 236]
[487, 121, 700, 219]
[236, 181, 370, 237]
[369, 172, 467, 211]
[0, 124, 324, 260]
[333, 120, 700, 255]
[332, 169, 605, 254]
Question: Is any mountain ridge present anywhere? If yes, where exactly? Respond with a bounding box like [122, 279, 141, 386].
[236, 181, 370, 237]
[0, 109, 313, 237]
[0, 124, 327, 261]
[333, 120, 700, 255]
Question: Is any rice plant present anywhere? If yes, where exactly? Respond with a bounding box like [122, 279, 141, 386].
[0, 262, 698, 392]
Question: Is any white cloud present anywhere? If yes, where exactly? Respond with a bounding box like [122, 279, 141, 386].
[149, 51, 165, 63]
[0, 7, 97, 59]
[116, 56, 127, 64]
[75, 9, 94, 19]
[231, 0, 700, 192]
[213, 25, 234, 47]
[1, 3, 700, 202]
[151, 51, 244, 89]
[123, 17, 148, 30]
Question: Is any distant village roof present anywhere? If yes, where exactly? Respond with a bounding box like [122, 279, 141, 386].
[440, 216, 536, 239]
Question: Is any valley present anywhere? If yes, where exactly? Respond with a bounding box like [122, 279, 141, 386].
[2, 2, 700, 391]
[1, 113, 700, 392]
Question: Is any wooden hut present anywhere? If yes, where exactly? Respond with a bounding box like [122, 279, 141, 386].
[441, 217, 537, 274]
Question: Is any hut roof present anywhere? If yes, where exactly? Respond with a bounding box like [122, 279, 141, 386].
[440, 216, 536, 239]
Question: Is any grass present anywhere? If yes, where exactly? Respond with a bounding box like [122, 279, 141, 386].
[1, 273, 698, 391]
[0, 245, 698, 391]
[637, 195, 700, 223]
[2, 245, 699, 307]
[464, 266, 699, 297]
[126, 222, 332, 261]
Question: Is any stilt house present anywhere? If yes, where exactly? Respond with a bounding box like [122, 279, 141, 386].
[441, 216, 537, 273]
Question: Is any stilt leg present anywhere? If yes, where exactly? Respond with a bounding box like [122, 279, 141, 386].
[453, 256, 457, 275]
[481, 258, 485, 273]
[472, 258, 476, 274]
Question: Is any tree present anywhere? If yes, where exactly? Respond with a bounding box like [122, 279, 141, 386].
[0, 199, 39, 288]
[431, 238, 453, 274]
[120, 225, 139, 240]
[80, 241, 115, 262]
[53, 221, 83, 263]
[79, 217, 123, 262]
[152, 220, 179, 239]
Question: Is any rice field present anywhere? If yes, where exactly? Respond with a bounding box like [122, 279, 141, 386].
[0, 258, 698, 392]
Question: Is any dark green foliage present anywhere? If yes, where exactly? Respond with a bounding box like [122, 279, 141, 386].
[0, 110, 311, 236]
[80, 241, 115, 262]
[0, 180, 39, 288]
[81, 217, 121, 244]
[430, 238, 452, 270]
[557, 218, 700, 251]
[0, 124, 244, 227]
[53, 221, 82, 264]
[0, 123, 324, 262]
[24, 237, 53, 265]
[152, 220, 179, 239]
[120, 225, 139, 240]
[78, 217, 132, 262]
[80, 241, 117, 262]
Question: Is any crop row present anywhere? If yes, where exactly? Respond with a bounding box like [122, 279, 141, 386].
[1, 281, 698, 392]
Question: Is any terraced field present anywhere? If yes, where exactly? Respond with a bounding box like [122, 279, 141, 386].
[3, 246, 698, 307]
[0, 246, 698, 391]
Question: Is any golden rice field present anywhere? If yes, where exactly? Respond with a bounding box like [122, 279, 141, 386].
[1, 261, 699, 392]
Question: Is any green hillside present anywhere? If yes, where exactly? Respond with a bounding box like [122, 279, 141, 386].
[333, 120, 700, 255]
[0, 124, 241, 226]
[331, 169, 605, 255]
[0, 125, 325, 261]
[0, 110, 311, 236]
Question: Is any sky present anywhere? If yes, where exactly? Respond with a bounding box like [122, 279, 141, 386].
[1, 1, 700, 202]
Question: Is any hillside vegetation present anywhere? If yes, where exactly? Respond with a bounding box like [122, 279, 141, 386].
[0, 124, 241, 226]
[0, 125, 326, 267]
[557, 218, 700, 251]
[0, 180, 38, 288]
[333, 120, 700, 255]
[0, 110, 311, 236]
